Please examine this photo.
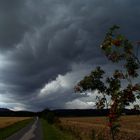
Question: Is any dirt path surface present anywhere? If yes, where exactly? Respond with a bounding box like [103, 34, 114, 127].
[6, 117, 43, 140]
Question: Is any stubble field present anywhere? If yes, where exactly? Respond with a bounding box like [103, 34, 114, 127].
[0, 117, 31, 128]
[59, 115, 140, 140]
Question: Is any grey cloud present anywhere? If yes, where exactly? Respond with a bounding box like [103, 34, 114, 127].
[0, 0, 29, 50]
[0, 0, 140, 111]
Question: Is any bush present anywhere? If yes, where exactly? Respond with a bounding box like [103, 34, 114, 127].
[46, 112, 59, 124]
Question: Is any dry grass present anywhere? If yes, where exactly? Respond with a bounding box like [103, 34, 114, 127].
[59, 115, 140, 140]
[0, 117, 31, 128]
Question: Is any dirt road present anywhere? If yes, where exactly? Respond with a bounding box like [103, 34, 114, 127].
[6, 117, 43, 140]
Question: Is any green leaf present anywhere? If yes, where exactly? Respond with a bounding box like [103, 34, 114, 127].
[116, 34, 125, 40]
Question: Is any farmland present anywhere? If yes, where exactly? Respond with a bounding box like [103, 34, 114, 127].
[59, 115, 140, 140]
[0, 117, 33, 140]
[0, 117, 31, 128]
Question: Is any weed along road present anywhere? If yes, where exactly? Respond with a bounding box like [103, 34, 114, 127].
[6, 117, 43, 140]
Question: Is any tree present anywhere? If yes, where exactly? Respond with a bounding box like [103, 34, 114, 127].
[75, 25, 140, 140]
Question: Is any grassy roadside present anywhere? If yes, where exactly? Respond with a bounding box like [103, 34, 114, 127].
[0, 118, 33, 140]
[41, 119, 76, 140]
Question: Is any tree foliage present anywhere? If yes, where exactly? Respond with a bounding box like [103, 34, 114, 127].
[75, 25, 140, 140]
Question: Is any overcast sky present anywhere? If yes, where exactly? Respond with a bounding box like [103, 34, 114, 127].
[0, 0, 140, 111]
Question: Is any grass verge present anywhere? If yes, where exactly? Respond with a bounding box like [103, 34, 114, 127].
[41, 119, 76, 140]
[0, 118, 33, 140]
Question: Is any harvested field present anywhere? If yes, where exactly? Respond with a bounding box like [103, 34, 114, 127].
[0, 117, 31, 128]
[59, 115, 140, 140]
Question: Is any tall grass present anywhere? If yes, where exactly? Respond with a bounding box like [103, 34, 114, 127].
[41, 119, 76, 140]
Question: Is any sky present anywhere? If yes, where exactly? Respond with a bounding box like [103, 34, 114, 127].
[0, 0, 140, 111]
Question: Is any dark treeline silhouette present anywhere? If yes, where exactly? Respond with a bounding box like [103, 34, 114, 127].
[54, 109, 109, 117]
[0, 108, 36, 117]
[53, 109, 140, 117]
[0, 108, 139, 117]
[34, 108, 140, 117]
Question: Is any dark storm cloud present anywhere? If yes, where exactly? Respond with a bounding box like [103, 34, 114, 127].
[0, 0, 140, 111]
[0, 0, 29, 50]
